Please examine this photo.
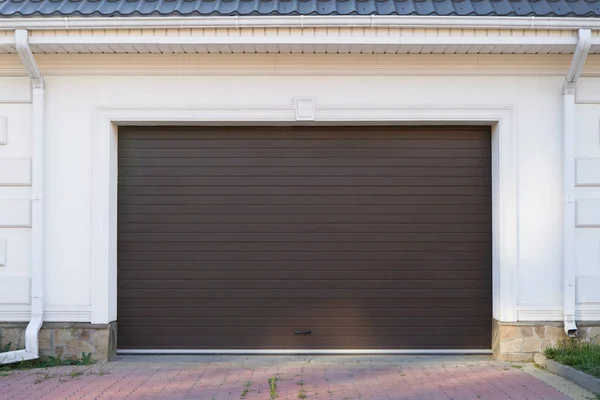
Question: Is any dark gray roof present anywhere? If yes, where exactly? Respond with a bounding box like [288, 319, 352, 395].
[1, 0, 599, 18]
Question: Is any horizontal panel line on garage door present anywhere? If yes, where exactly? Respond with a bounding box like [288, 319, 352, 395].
[118, 244, 490, 252]
[118, 272, 492, 279]
[119, 186, 491, 196]
[118, 270, 491, 277]
[119, 242, 491, 245]
[119, 324, 489, 337]
[119, 205, 490, 213]
[118, 279, 488, 282]
[119, 142, 489, 148]
[119, 270, 489, 274]
[118, 150, 489, 158]
[119, 169, 490, 178]
[120, 146, 489, 151]
[117, 306, 491, 314]
[118, 254, 490, 261]
[118, 141, 489, 149]
[118, 225, 491, 234]
[119, 215, 490, 224]
[118, 332, 490, 338]
[118, 233, 489, 242]
[118, 197, 490, 206]
[118, 230, 491, 237]
[118, 325, 492, 330]
[118, 319, 493, 324]
[118, 261, 488, 269]
[119, 290, 490, 299]
[120, 128, 488, 137]
[119, 212, 491, 217]
[119, 177, 490, 186]
[118, 157, 491, 168]
[118, 281, 489, 290]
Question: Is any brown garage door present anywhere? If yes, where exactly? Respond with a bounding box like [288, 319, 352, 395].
[117, 126, 492, 350]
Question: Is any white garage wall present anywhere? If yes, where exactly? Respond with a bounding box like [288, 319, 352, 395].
[0, 55, 599, 323]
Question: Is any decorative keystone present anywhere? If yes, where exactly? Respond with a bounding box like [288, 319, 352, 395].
[294, 97, 316, 121]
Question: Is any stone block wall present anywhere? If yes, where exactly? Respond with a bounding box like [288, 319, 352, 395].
[493, 319, 600, 362]
[3, 320, 600, 363]
[0, 322, 116, 362]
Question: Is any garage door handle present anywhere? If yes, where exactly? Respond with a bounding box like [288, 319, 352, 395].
[294, 329, 312, 335]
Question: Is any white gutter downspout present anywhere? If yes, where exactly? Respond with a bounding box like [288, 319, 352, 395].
[0, 29, 45, 364]
[562, 28, 591, 338]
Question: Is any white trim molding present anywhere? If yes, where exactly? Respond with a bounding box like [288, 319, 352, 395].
[90, 103, 518, 324]
[0, 305, 91, 323]
[517, 305, 600, 322]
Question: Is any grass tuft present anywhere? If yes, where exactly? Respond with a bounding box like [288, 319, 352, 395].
[0, 352, 94, 372]
[544, 339, 600, 379]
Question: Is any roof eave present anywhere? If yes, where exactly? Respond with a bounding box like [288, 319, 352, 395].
[1, 15, 600, 31]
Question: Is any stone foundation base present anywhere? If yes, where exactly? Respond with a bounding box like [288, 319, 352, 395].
[0, 322, 116, 362]
[493, 319, 600, 362]
[2, 320, 599, 363]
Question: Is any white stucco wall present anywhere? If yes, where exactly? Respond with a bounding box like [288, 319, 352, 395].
[0, 54, 599, 324]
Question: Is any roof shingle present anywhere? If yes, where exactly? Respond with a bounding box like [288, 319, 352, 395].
[1, 0, 599, 18]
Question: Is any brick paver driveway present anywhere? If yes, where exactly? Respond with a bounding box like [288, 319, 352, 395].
[0, 355, 594, 400]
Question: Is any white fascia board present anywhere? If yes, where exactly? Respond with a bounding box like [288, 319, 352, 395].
[27, 34, 577, 47]
[2, 15, 600, 30]
[0, 36, 15, 45]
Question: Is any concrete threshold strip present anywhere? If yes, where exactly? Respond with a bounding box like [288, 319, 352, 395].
[534, 353, 600, 395]
[116, 349, 493, 355]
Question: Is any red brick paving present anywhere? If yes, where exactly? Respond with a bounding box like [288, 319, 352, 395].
[0, 355, 578, 399]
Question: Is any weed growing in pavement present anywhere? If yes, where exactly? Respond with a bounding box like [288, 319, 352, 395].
[268, 376, 279, 399]
[296, 379, 307, 399]
[71, 370, 83, 378]
[240, 380, 253, 397]
[34, 372, 53, 384]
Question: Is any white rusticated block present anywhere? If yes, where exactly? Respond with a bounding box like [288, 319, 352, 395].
[576, 199, 600, 227]
[576, 158, 600, 186]
[0, 277, 30, 304]
[576, 78, 600, 103]
[0, 158, 31, 185]
[576, 276, 600, 303]
[294, 97, 316, 121]
[0, 199, 31, 227]
[0, 116, 6, 145]
[0, 237, 5, 266]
